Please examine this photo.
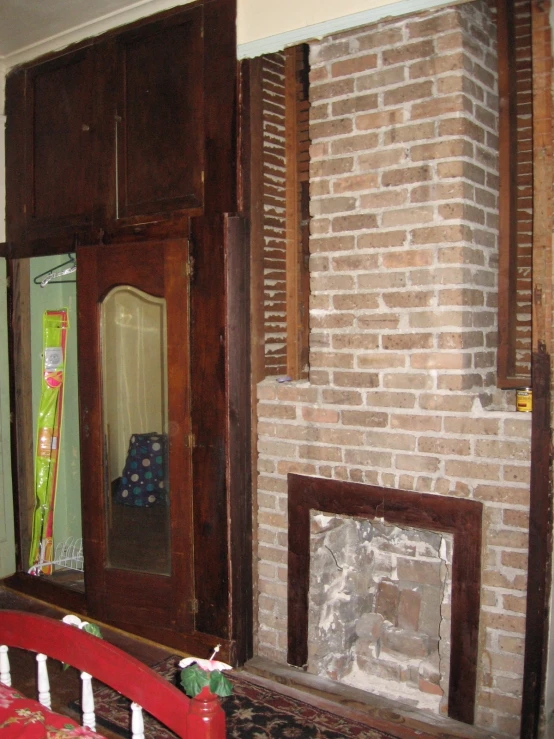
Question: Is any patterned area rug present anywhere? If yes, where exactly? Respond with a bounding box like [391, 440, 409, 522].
[79, 656, 407, 738]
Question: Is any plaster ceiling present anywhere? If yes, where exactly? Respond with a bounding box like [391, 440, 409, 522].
[0, 0, 182, 67]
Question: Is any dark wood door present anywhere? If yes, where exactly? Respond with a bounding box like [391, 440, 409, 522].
[77, 239, 195, 639]
[23, 46, 97, 251]
[108, 5, 204, 236]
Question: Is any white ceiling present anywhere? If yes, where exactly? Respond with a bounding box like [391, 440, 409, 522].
[0, 0, 184, 68]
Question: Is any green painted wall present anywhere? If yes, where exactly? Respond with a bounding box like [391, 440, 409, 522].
[30, 256, 82, 558]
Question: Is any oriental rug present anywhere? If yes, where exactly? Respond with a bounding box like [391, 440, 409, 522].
[75, 656, 425, 739]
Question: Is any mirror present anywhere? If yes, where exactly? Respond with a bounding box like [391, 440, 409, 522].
[101, 286, 170, 575]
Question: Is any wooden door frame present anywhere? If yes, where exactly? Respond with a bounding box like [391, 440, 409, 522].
[77, 238, 196, 631]
[520, 1, 554, 736]
[5, 256, 87, 614]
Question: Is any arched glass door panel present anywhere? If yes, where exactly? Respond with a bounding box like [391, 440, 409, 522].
[101, 286, 170, 575]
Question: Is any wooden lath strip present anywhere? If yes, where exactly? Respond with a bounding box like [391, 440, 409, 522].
[531, 0, 553, 354]
[285, 47, 301, 379]
[285, 45, 310, 380]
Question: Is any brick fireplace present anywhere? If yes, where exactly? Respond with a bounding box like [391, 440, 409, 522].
[255, 1, 532, 736]
[308, 513, 453, 714]
[287, 474, 482, 724]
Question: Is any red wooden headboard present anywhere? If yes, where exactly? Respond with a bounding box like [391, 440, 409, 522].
[0, 610, 225, 738]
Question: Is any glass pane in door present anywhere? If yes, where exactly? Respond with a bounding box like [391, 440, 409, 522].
[101, 286, 170, 575]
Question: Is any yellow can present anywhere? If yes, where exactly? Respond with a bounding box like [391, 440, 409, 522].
[516, 388, 533, 412]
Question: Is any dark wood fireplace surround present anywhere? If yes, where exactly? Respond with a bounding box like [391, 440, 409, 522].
[287, 473, 483, 725]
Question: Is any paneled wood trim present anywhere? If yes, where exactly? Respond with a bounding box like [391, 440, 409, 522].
[3, 572, 87, 614]
[285, 46, 310, 380]
[7, 259, 34, 570]
[520, 3, 553, 735]
[246, 58, 266, 391]
[496, 0, 521, 387]
[287, 474, 483, 726]
[285, 48, 301, 379]
[241, 56, 264, 657]
[225, 214, 253, 665]
[203, 0, 237, 216]
[5, 69, 26, 255]
[521, 346, 552, 739]
[190, 215, 229, 641]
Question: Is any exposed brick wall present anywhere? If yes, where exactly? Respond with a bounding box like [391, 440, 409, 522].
[262, 53, 288, 375]
[255, 2, 531, 736]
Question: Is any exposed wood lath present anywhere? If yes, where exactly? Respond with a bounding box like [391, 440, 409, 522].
[262, 53, 288, 376]
[249, 48, 312, 379]
[497, 0, 534, 386]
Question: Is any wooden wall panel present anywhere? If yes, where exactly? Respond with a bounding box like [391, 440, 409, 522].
[520, 0, 553, 734]
[285, 45, 310, 380]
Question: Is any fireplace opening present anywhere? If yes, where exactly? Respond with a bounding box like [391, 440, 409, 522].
[308, 512, 452, 713]
[287, 473, 483, 725]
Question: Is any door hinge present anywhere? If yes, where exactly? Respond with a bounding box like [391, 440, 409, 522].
[185, 433, 195, 448]
[184, 258, 194, 279]
[189, 598, 199, 614]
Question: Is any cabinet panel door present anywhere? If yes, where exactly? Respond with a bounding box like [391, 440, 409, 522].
[114, 6, 204, 224]
[77, 239, 195, 639]
[25, 46, 95, 243]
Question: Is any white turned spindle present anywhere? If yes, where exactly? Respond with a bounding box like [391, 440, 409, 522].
[36, 653, 51, 709]
[131, 702, 145, 739]
[81, 671, 96, 732]
[0, 645, 11, 686]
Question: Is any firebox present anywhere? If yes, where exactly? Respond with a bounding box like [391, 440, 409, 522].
[287, 473, 483, 725]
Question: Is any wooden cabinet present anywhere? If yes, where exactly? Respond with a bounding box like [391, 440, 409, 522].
[77, 239, 197, 644]
[112, 8, 204, 227]
[6, 4, 205, 256]
[5, 0, 252, 666]
[6, 46, 97, 254]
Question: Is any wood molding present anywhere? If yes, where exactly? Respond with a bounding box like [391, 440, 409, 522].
[285, 47, 301, 379]
[496, 0, 521, 387]
[246, 57, 265, 391]
[521, 346, 552, 738]
[7, 259, 33, 571]
[241, 56, 264, 657]
[520, 5, 554, 733]
[285, 45, 310, 380]
[287, 474, 483, 726]
[225, 213, 253, 665]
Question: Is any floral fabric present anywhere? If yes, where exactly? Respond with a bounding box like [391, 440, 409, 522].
[0, 683, 105, 738]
